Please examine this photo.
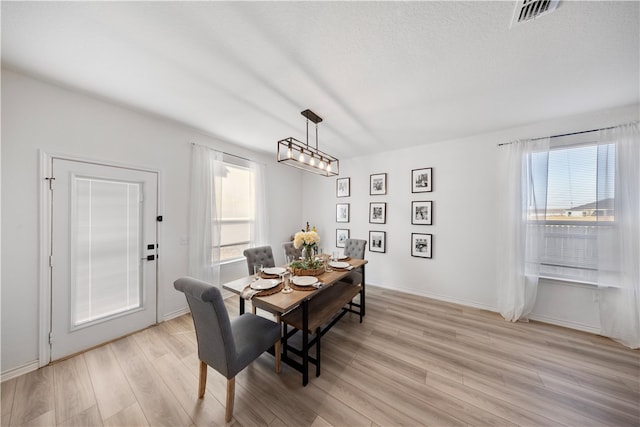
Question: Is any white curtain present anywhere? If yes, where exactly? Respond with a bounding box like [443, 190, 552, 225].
[249, 161, 268, 247]
[188, 144, 223, 285]
[497, 137, 550, 321]
[596, 123, 640, 348]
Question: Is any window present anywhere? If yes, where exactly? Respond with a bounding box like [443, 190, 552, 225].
[530, 135, 616, 283]
[215, 158, 255, 262]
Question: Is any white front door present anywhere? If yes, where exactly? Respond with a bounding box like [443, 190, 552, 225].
[50, 158, 158, 361]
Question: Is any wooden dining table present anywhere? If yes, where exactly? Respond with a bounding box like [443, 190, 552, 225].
[222, 257, 367, 385]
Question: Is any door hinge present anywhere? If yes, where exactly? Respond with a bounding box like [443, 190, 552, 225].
[45, 177, 56, 190]
[49, 255, 54, 267]
[49, 332, 53, 344]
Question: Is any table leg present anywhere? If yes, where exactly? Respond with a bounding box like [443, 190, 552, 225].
[274, 313, 281, 374]
[302, 299, 309, 386]
[239, 298, 245, 315]
[361, 265, 366, 318]
[315, 327, 321, 377]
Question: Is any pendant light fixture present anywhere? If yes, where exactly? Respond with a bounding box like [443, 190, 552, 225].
[276, 109, 339, 177]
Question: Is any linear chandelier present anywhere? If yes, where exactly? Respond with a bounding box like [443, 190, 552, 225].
[276, 109, 339, 177]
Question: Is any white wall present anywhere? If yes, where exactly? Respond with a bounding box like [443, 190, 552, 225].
[1, 69, 303, 376]
[2, 66, 638, 378]
[302, 103, 639, 332]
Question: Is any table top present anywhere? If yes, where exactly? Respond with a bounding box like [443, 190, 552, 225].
[222, 258, 367, 314]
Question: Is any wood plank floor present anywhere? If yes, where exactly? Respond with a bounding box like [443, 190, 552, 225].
[2, 286, 639, 426]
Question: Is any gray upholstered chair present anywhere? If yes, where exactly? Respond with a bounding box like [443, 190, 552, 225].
[282, 241, 302, 261]
[174, 276, 281, 423]
[243, 245, 276, 275]
[342, 238, 367, 285]
[339, 238, 367, 318]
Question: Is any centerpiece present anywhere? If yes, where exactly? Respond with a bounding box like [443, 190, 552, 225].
[289, 223, 324, 276]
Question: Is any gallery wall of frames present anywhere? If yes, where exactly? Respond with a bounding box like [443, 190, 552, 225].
[335, 168, 434, 258]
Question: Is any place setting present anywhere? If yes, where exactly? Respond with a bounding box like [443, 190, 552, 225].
[241, 277, 283, 299]
[289, 275, 324, 291]
[260, 266, 287, 279]
[241, 264, 285, 299]
[327, 260, 354, 271]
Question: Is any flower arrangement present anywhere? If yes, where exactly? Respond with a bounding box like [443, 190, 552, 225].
[290, 222, 323, 272]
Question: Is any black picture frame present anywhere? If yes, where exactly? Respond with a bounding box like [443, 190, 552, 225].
[336, 229, 350, 248]
[412, 168, 432, 193]
[336, 177, 350, 198]
[370, 173, 387, 195]
[411, 201, 433, 225]
[411, 233, 432, 258]
[369, 202, 387, 224]
[336, 203, 350, 223]
[369, 231, 386, 253]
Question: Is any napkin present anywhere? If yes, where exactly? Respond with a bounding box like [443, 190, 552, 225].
[241, 285, 260, 300]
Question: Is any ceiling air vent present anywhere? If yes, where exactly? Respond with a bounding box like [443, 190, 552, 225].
[510, 0, 560, 27]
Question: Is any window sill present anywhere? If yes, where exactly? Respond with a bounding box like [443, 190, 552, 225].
[540, 276, 598, 287]
[218, 257, 245, 267]
[539, 276, 622, 289]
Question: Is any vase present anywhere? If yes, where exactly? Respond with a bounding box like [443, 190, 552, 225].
[302, 245, 315, 264]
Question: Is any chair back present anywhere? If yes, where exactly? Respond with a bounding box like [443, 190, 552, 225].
[174, 277, 236, 377]
[243, 246, 275, 275]
[282, 241, 302, 261]
[344, 238, 367, 259]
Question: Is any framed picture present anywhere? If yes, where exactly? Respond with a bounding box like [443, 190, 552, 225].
[369, 202, 387, 224]
[412, 168, 432, 193]
[336, 203, 350, 222]
[411, 201, 433, 225]
[411, 233, 432, 258]
[336, 229, 350, 248]
[370, 173, 387, 195]
[369, 231, 386, 253]
[336, 177, 350, 198]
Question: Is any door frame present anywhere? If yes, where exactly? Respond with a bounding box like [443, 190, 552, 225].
[39, 151, 161, 366]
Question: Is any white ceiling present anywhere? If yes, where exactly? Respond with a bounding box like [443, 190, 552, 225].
[2, 1, 638, 158]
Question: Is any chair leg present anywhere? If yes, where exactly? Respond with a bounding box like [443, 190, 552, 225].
[225, 377, 235, 423]
[252, 305, 257, 315]
[198, 360, 207, 398]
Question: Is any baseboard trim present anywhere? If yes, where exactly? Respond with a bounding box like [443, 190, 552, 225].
[162, 306, 190, 322]
[368, 282, 602, 335]
[370, 282, 497, 313]
[1, 360, 40, 383]
[528, 314, 601, 335]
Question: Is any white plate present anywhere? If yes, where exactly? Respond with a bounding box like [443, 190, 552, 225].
[251, 279, 280, 290]
[262, 267, 286, 275]
[292, 276, 318, 286]
[329, 261, 351, 269]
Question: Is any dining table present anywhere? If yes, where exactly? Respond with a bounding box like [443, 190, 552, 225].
[222, 257, 367, 385]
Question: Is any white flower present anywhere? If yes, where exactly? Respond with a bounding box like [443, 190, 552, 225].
[293, 230, 320, 248]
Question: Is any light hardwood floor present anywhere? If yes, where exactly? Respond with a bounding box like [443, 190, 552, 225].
[2, 286, 639, 426]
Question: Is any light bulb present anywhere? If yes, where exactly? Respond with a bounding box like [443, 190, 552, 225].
[310, 154, 315, 166]
[287, 145, 292, 159]
[319, 159, 325, 170]
[299, 151, 305, 162]
[327, 162, 332, 173]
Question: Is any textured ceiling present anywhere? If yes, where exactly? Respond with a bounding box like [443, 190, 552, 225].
[2, 1, 638, 158]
